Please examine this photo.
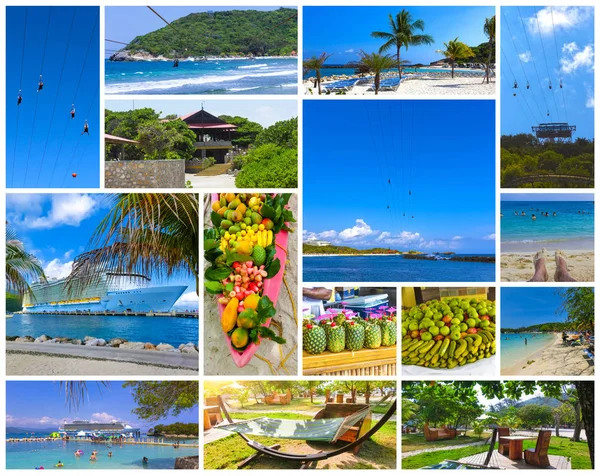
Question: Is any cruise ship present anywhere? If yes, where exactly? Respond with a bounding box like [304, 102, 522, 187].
[22, 271, 187, 314]
[59, 420, 141, 439]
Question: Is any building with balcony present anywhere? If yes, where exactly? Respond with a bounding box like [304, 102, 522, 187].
[179, 108, 238, 163]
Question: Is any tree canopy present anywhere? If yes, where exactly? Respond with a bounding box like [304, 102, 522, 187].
[559, 287, 594, 331]
[124, 381, 198, 422]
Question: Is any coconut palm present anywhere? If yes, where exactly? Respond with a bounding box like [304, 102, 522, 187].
[483, 15, 496, 84]
[371, 10, 434, 82]
[66, 193, 199, 295]
[302, 52, 332, 95]
[358, 51, 397, 95]
[436, 38, 475, 78]
[6, 225, 45, 296]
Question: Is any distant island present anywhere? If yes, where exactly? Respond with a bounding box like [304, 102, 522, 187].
[502, 322, 569, 333]
[110, 8, 297, 61]
[304, 243, 403, 255]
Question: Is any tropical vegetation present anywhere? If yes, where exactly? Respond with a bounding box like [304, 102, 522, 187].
[559, 287, 594, 331]
[303, 52, 332, 95]
[304, 244, 401, 255]
[5, 226, 45, 297]
[371, 9, 434, 81]
[66, 193, 199, 294]
[150, 422, 199, 437]
[501, 134, 594, 188]
[124, 381, 199, 421]
[436, 38, 475, 78]
[119, 8, 297, 58]
[358, 51, 397, 94]
[483, 15, 495, 83]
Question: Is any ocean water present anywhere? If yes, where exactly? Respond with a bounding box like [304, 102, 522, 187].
[105, 58, 297, 94]
[303, 255, 495, 282]
[501, 201, 594, 252]
[6, 314, 198, 347]
[6, 440, 198, 470]
[303, 67, 485, 79]
[501, 332, 556, 369]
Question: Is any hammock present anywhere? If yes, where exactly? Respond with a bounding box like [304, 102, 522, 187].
[218, 406, 371, 443]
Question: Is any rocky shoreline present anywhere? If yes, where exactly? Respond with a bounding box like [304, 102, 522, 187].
[109, 50, 296, 62]
[6, 335, 198, 353]
[402, 254, 495, 263]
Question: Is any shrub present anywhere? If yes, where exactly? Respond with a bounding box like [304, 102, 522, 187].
[235, 144, 297, 188]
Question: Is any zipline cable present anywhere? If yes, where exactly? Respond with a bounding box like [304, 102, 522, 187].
[35, 8, 77, 187]
[10, 7, 28, 187]
[501, 50, 541, 124]
[22, 7, 52, 187]
[550, 6, 568, 123]
[534, 7, 561, 120]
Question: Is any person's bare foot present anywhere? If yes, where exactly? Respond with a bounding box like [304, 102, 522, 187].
[529, 248, 549, 282]
[555, 250, 577, 282]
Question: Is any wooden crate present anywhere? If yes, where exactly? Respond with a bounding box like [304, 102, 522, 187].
[303, 346, 396, 376]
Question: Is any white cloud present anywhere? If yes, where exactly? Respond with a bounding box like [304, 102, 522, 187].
[482, 233, 496, 240]
[344, 48, 354, 53]
[585, 87, 594, 108]
[43, 259, 74, 279]
[6, 414, 65, 428]
[338, 219, 376, 241]
[452, 236, 464, 241]
[560, 43, 594, 74]
[14, 194, 99, 230]
[91, 412, 119, 423]
[518, 51, 532, 63]
[528, 7, 593, 36]
[175, 292, 199, 309]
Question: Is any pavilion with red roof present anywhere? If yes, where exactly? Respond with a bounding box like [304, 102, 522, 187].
[178, 108, 238, 163]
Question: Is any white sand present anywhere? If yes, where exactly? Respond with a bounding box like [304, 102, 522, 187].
[186, 173, 236, 188]
[501, 250, 594, 282]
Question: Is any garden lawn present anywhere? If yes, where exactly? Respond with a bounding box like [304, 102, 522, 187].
[402, 437, 592, 470]
[205, 421, 396, 470]
[229, 398, 325, 412]
[402, 432, 491, 453]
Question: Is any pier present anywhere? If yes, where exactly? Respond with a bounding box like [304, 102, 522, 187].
[7, 436, 198, 448]
[16, 310, 198, 318]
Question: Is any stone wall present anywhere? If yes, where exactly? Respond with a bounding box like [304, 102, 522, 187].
[105, 160, 185, 188]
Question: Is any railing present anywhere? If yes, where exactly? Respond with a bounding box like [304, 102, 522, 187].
[194, 140, 232, 148]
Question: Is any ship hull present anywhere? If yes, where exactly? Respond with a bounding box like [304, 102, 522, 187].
[24, 285, 188, 313]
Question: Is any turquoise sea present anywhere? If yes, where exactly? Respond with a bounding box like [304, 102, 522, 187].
[500, 332, 556, 369]
[303, 67, 485, 79]
[6, 440, 198, 470]
[303, 254, 495, 282]
[501, 201, 594, 252]
[105, 58, 297, 94]
[6, 314, 198, 347]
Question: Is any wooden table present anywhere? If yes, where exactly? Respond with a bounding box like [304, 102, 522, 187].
[501, 436, 537, 460]
[203, 405, 220, 430]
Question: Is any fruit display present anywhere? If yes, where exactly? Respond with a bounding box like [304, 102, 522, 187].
[401, 297, 496, 370]
[303, 307, 397, 355]
[205, 193, 296, 366]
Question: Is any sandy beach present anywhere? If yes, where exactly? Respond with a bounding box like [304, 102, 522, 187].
[501, 250, 594, 282]
[502, 334, 594, 376]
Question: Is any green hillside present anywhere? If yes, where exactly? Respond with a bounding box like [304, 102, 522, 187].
[124, 8, 297, 58]
[501, 322, 568, 333]
[304, 244, 402, 255]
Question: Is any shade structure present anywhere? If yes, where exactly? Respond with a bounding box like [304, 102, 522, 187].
[219, 417, 348, 442]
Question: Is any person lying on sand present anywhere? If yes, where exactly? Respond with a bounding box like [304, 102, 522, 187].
[528, 248, 577, 282]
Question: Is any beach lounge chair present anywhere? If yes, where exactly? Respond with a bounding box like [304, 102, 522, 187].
[215, 393, 396, 469]
[497, 427, 511, 455]
[524, 430, 552, 468]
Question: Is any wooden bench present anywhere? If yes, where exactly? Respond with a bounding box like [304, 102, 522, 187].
[424, 423, 457, 441]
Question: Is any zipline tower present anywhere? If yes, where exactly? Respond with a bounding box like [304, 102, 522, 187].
[532, 122, 576, 144]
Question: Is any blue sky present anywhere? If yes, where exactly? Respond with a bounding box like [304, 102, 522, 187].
[303, 100, 495, 253]
[501, 287, 567, 328]
[105, 100, 297, 128]
[501, 6, 594, 139]
[502, 193, 594, 202]
[5, 6, 100, 189]
[303, 6, 495, 65]
[6, 381, 198, 431]
[105, 6, 295, 57]
[6, 194, 197, 309]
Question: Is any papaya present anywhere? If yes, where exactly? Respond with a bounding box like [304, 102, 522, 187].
[222, 298, 239, 332]
[231, 328, 249, 348]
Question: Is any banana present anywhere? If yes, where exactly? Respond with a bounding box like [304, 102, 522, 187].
[448, 341, 457, 358]
[426, 340, 443, 360]
[419, 341, 436, 354]
[439, 338, 451, 357]
[455, 340, 468, 358]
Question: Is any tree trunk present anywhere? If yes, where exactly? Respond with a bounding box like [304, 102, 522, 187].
[375, 73, 380, 95]
[572, 399, 582, 442]
[486, 37, 493, 84]
[575, 381, 594, 468]
[554, 414, 560, 437]
[397, 47, 401, 82]
[365, 382, 371, 404]
[451, 61, 455, 79]
[317, 70, 322, 95]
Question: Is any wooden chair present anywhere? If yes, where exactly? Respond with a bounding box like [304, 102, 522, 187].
[205, 397, 223, 426]
[524, 430, 552, 468]
[497, 427, 511, 455]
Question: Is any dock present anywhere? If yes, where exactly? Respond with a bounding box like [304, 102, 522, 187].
[7, 436, 198, 448]
[15, 310, 198, 318]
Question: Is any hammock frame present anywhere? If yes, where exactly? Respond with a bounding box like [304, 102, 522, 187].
[217, 393, 397, 469]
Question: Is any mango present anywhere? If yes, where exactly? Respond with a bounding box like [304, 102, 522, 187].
[211, 201, 221, 212]
[251, 213, 262, 225]
[236, 203, 247, 216]
[231, 327, 249, 348]
[228, 198, 241, 210]
[220, 220, 233, 230]
[217, 207, 228, 217]
[230, 210, 243, 223]
[222, 298, 239, 333]
[237, 308, 258, 329]
[243, 294, 260, 310]
[225, 193, 236, 203]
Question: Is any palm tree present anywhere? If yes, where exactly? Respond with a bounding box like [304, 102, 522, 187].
[358, 51, 397, 95]
[436, 38, 475, 78]
[66, 193, 199, 295]
[402, 397, 418, 424]
[302, 52, 332, 95]
[371, 10, 434, 83]
[483, 15, 496, 84]
[6, 225, 45, 297]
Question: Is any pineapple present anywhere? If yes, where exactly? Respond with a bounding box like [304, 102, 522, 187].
[303, 324, 327, 355]
[364, 322, 382, 349]
[326, 323, 345, 353]
[381, 318, 397, 346]
[346, 321, 365, 351]
[334, 312, 347, 327]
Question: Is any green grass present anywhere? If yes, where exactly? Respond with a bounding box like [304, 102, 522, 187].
[402, 432, 490, 453]
[230, 398, 325, 413]
[204, 422, 396, 470]
[401, 437, 592, 470]
[229, 412, 311, 421]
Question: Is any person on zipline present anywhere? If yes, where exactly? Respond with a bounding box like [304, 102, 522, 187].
[37, 75, 44, 92]
[81, 120, 89, 135]
[70, 104, 76, 119]
[17, 90, 22, 106]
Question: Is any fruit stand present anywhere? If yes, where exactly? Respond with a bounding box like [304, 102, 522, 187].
[303, 346, 397, 376]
